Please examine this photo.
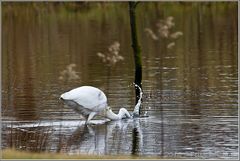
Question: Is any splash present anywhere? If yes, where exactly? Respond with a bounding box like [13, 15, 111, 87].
[132, 83, 143, 117]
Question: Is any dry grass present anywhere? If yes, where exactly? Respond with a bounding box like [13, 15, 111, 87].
[2, 148, 157, 159]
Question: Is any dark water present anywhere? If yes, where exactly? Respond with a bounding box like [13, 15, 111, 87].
[2, 2, 238, 159]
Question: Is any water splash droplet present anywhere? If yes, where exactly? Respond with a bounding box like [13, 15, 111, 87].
[132, 83, 143, 117]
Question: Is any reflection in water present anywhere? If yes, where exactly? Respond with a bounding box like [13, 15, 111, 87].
[131, 119, 143, 155]
[3, 110, 238, 159]
[2, 2, 238, 159]
[3, 119, 145, 156]
[3, 112, 238, 159]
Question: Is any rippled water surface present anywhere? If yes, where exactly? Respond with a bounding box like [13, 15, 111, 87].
[2, 2, 238, 159]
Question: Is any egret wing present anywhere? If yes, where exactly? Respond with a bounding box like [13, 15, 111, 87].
[61, 86, 107, 111]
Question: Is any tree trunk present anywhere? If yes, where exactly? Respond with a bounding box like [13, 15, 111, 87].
[129, 2, 142, 115]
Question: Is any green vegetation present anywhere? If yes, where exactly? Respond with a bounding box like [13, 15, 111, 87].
[2, 148, 166, 159]
[3, 148, 128, 159]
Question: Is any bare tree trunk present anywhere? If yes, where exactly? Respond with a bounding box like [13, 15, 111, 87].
[129, 2, 142, 115]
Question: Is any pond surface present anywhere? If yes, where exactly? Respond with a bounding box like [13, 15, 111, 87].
[2, 2, 238, 159]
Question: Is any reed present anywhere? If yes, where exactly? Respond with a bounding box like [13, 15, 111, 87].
[2, 148, 160, 159]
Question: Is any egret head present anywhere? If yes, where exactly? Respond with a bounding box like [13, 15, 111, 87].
[106, 106, 112, 111]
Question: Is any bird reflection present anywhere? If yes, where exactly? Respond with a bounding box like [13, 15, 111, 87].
[65, 118, 143, 155]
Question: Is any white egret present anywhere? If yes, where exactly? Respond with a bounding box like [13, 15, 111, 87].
[60, 86, 131, 124]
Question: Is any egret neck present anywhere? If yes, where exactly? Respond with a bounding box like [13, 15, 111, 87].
[105, 106, 131, 120]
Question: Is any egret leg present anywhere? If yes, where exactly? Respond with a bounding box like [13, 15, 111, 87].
[86, 112, 96, 124]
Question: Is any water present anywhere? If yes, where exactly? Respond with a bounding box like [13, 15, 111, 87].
[2, 2, 238, 159]
[133, 83, 143, 116]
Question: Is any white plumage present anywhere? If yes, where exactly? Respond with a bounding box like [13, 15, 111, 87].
[60, 86, 131, 124]
[60, 86, 107, 111]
